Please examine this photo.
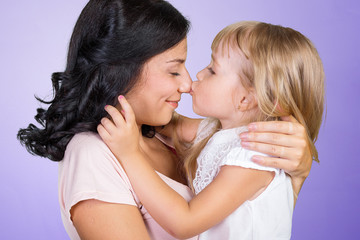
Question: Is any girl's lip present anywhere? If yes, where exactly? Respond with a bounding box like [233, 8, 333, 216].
[189, 89, 194, 95]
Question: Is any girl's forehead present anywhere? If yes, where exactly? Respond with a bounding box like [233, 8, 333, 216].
[213, 41, 252, 80]
[212, 41, 245, 61]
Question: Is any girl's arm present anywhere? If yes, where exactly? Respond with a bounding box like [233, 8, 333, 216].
[71, 200, 151, 240]
[239, 116, 312, 204]
[98, 97, 273, 238]
[117, 152, 272, 239]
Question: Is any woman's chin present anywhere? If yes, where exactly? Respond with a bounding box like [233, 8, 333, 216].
[145, 113, 173, 127]
[159, 114, 173, 126]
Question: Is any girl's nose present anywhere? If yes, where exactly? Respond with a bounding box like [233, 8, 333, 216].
[196, 68, 205, 81]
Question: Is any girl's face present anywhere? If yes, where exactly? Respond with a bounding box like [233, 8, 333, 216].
[126, 38, 191, 127]
[191, 43, 253, 129]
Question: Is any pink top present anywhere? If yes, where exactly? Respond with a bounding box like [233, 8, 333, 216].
[58, 132, 197, 240]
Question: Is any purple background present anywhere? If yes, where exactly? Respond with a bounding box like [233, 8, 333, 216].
[1, 0, 359, 239]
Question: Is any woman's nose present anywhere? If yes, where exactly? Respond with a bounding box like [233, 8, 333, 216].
[178, 69, 192, 93]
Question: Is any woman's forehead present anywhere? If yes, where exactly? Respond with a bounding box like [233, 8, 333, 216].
[148, 38, 188, 65]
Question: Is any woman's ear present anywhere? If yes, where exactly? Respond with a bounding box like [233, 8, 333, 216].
[237, 91, 257, 112]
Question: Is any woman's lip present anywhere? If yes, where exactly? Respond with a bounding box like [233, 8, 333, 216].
[166, 100, 179, 108]
[189, 89, 194, 95]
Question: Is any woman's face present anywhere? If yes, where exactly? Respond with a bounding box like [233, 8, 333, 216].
[126, 38, 191, 126]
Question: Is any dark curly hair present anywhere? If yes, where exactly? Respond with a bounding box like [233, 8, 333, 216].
[17, 0, 190, 161]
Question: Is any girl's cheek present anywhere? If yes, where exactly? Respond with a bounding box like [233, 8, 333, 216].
[192, 81, 199, 91]
[194, 83, 202, 94]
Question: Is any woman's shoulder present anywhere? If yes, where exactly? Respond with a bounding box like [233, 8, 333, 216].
[61, 131, 132, 192]
[63, 131, 115, 165]
[59, 132, 138, 216]
[68, 131, 104, 148]
[66, 132, 110, 154]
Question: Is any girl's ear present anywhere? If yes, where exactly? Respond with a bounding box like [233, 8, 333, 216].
[238, 91, 257, 112]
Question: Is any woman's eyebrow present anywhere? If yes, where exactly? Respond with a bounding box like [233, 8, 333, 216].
[166, 58, 185, 64]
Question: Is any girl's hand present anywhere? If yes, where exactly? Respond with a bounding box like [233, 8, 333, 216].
[239, 116, 312, 201]
[97, 95, 140, 159]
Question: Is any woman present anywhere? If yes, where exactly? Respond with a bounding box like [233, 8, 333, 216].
[18, 0, 312, 239]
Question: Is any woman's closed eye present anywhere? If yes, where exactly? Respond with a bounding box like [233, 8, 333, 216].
[171, 72, 180, 76]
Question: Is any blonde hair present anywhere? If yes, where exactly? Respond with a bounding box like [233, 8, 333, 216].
[182, 21, 325, 189]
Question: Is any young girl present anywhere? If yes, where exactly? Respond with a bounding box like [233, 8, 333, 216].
[98, 21, 325, 239]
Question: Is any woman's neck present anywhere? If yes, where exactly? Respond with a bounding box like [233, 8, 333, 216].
[138, 133, 187, 185]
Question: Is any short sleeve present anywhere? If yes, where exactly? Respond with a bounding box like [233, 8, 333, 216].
[194, 118, 218, 144]
[220, 147, 278, 173]
[58, 132, 138, 217]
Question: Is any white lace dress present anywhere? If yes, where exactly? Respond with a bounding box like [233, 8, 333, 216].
[193, 118, 294, 240]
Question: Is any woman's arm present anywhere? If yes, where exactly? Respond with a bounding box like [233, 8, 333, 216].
[156, 112, 202, 143]
[161, 113, 311, 204]
[71, 200, 150, 240]
[239, 116, 312, 204]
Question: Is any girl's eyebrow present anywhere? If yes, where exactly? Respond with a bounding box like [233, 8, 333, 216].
[166, 58, 185, 64]
[211, 54, 219, 66]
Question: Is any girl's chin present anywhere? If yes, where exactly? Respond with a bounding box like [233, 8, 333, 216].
[192, 105, 202, 116]
[192, 108, 207, 118]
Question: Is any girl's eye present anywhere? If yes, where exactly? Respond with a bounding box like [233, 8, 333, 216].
[207, 67, 215, 75]
[171, 72, 180, 76]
